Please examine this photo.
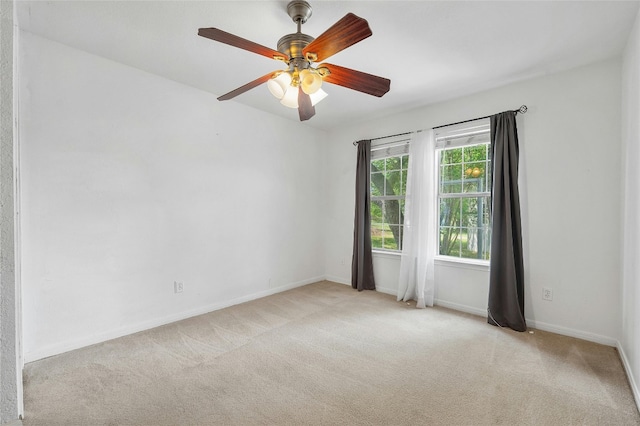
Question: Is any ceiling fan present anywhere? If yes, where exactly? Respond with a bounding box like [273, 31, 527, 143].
[198, 1, 391, 122]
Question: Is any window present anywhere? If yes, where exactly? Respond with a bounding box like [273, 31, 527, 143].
[370, 137, 410, 251]
[436, 122, 491, 261]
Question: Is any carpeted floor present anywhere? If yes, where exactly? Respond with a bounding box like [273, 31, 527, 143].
[22, 281, 640, 425]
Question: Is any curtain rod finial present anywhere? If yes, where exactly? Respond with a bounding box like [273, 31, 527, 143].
[517, 105, 528, 114]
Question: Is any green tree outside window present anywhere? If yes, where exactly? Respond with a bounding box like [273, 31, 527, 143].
[438, 143, 491, 260]
[370, 155, 408, 251]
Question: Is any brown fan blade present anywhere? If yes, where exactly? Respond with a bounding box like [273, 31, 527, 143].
[198, 28, 289, 62]
[302, 13, 372, 63]
[319, 63, 390, 97]
[298, 90, 315, 121]
[217, 72, 276, 101]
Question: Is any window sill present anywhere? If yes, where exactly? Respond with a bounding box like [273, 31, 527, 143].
[435, 256, 490, 271]
[371, 252, 490, 272]
[372, 250, 401, 259]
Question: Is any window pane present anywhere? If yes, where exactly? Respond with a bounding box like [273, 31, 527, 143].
[381, 199, 402, 228]
[440, 226, 460, 257]
[441, 148, 462, 165]
[386, 157, 401, 171]
[460, 228, 474, 258]
[370, 172, 385, 197]
[439, 197, 460, 228]
[440, 165, 462, 193]
[371, 159, 385, 172]
[371, 200, 383, 223]
[460, 193, 491, 257]
[369, 198, 404, 251]
[371, 222, 383, 249]
[400, 156, 408, 195]
[463, 144, 487, 162]
[461, 197, 478, 228]
[385, 171, 401, 196]
[459, 227, 492, 260]
[462, 162, 487, 192]
[439, 197, 461, 257]
[479, 196, 491, 228]
[480, 227, 491, 260]
[386, 225, 401, 250]
[371, 173, 383, 196]
[379, 222, 392, 250]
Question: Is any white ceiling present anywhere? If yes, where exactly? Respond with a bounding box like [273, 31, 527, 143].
[16, 1, 640, 131]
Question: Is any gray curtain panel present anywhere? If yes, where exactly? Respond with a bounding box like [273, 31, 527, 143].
[352, 140, 376, 291]
[487, 111, 526, 332]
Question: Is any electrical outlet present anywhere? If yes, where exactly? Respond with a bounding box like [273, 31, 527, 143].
[542, 287, 553, 301]
[174, 281, 184, 294]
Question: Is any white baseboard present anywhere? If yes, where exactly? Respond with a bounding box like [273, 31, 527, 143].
[324, 276, 396, 297]
[434, 299, 486, 317]
[24, 276, 324, 363]
[434, 299, 617, 347]
[525, 319, 617, 347]
[375, 286, 396, 296]
[324, 275, 350, 286]
[616, 341, 640, 413]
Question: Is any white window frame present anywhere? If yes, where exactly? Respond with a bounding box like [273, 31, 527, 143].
[435, 120, 492, 265]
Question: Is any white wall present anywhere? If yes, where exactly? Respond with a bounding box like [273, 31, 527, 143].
[19, 32, 327, 362]
[621, 7, 640, 408]
[325, 59, 622, 345]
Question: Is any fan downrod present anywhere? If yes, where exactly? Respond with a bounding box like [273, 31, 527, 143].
[278, 1, 314, 60]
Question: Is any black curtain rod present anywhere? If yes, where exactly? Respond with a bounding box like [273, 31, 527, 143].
[371, 131, 413, 141]
[353, 131, 413, 146]
[353, 105, 527, 146]
[352, 131, 413, 146]
[432, 105, 528, 129]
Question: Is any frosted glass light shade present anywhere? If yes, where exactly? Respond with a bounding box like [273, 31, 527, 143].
[309, 88, 328, 106]
[267, 72, 292, 99]
[299, 69, 322, 94]
[280, 85, 299, 108]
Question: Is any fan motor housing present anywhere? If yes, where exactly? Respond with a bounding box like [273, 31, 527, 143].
[277, 33, 314, 60]
[287, 1, 313, 24]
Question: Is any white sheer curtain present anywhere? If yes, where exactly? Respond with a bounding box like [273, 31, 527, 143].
[397, 130, 436, 308]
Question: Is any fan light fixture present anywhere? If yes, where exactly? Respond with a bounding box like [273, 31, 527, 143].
[300, 69, 322, 94]
[309, 88, 328, 106]
[279, 86, 328, 109]
[267, 72, 292, 99]
[269, 67, 326, 107]
[280, 84, 299, 108]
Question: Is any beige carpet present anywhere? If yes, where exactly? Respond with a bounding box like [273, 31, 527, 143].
[23, 281, 640, 425]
